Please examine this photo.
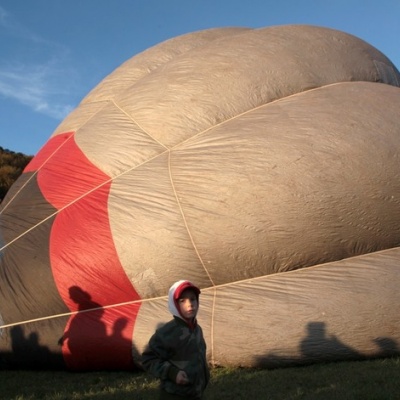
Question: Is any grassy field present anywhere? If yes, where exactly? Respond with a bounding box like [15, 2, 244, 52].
[1, 356, 399, 400]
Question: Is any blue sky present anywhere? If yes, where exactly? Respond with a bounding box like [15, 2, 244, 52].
[1, 0, 399, 155]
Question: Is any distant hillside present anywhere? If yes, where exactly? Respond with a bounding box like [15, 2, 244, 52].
[0, 147, 33, 202]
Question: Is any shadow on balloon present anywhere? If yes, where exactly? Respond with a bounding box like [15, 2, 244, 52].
[253, 321, 400, 368]
[0, 325, 64, 369]
[1, 286, 140, 371]
[57, 285, 139, 371]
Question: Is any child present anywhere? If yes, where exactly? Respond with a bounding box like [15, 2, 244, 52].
[141, 280, 210, 399]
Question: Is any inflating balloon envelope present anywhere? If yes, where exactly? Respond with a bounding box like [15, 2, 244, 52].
[1, 24, 400, 370]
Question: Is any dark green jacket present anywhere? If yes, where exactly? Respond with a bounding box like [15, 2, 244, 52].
[142, 316, 209, 398]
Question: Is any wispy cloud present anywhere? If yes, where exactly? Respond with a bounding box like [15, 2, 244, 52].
[0, 6, 6, 23]
[0, 5, 54, 45]
[0, 6, 78, 120]
[0, 61, 75, 119]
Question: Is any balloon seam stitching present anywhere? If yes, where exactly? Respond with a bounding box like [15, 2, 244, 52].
[168, 149, 217, 363]
[111, 99, 169, 150]
[165, 82, 348, 151]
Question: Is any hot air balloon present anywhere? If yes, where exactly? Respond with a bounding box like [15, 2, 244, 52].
[1, 24, 400, 370]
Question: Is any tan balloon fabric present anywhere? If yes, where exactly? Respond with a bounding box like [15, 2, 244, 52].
[96, 81, 400, 300]
[81, 27, 251, 104]
[133, 247, 400, 368]
[62, 25, 398, 150]
[36, 25, 400, 366]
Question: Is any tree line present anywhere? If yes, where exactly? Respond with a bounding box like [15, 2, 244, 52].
[0, 147, 33, 202]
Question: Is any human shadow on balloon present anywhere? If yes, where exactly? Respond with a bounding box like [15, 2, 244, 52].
[7, 325, 64, 369]
[58, 286, 137, 370]
[254, 321, 400, 368]
[372, 336, 400, 357]
[299, 321, 364, 363]
[112, 316, 141, 369]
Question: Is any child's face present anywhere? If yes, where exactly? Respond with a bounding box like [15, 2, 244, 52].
[178, 289, 198, 320]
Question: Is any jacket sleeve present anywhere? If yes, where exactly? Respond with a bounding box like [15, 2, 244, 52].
[141, 330, 180, 382]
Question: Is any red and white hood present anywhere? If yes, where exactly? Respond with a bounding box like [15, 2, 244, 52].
[168, 280, 201, 320]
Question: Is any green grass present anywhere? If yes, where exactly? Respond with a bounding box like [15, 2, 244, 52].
[1, 357, 399, 400]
